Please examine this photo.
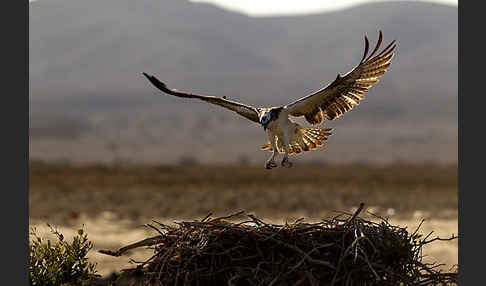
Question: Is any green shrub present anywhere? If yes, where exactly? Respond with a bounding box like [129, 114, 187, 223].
[29, 225, 98, 286]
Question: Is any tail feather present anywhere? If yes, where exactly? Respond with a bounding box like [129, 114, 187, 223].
[260, 141, 272, 150]
[260, 126, 333, 155]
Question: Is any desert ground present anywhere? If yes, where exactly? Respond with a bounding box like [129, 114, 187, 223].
[29, 162, 458, 277]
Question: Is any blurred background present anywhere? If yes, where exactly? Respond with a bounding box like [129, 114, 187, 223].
[29, 0, 457, 166]
[29, 0, 457, 276]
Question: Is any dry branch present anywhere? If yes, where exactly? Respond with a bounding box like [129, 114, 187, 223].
[100, 204, 458, 285]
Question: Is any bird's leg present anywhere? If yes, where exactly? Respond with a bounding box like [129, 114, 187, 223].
[281, 132, 293, 168]
[265, 150, 278, 169]
[281, 147, 293, 168]
[265, 135, 278, 169]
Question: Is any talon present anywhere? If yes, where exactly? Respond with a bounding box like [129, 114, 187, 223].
[265, 161, 278, 169]
[281, 158, 293, 168]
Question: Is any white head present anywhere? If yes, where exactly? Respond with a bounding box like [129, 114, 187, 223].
[260, 112, 272, 126]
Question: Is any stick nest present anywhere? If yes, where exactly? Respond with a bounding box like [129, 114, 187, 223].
[100, 204, 457, 285]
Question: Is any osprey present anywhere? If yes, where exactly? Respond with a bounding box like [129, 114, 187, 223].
[143, 31, 396, 169]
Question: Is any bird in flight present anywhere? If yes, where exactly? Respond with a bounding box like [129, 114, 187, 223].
[143, 31, 396, 169]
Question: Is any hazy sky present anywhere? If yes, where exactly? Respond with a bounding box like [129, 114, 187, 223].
[190, 0, 458, 16]
[29, 0, 458, 17]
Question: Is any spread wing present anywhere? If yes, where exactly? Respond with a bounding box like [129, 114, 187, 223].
[143, 73, 261, 123]
[284, 31, 396, 125]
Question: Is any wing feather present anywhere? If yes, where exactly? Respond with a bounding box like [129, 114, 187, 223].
[143, 73, 261, 123]
[284, 31, 396, 124]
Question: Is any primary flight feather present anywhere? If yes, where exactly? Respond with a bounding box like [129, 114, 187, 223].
[143, 31, 396, 169]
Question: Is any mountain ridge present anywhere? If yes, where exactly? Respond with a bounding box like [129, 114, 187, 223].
[29, 0, 457, 164]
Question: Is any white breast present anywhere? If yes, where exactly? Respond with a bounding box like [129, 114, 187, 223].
[266, 112, 297, 141]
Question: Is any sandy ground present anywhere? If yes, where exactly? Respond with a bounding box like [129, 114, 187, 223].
[29, 164, 458, 278]
[30, 211, 458, 277]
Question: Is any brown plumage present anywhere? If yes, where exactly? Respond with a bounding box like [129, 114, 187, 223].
[143, 73, 261, 123]
[285, 31, 396, 123]
[143, 31, 396, 168]
[260, 126, 332, 155]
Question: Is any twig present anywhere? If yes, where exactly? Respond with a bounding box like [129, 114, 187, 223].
[344, 202, 365, 227]
[98, 235, 166, 257]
